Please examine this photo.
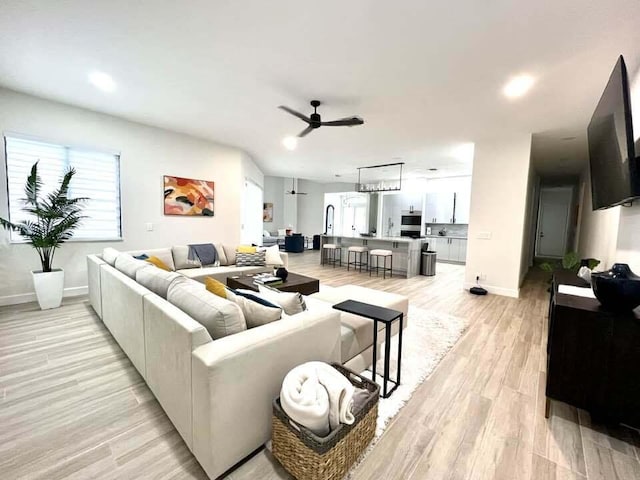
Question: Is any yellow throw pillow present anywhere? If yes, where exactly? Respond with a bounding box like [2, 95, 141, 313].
[237, 245, 257, 253]
[146, 255, 171, 271]
[205, 277, 227, 298]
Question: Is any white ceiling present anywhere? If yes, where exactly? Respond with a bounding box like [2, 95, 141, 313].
[1, 1, 639, 182]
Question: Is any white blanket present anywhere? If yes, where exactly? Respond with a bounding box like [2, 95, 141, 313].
[280, 362, 356, 437]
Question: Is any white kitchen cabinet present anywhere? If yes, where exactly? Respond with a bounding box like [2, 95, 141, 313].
[425, 192, 454, 223]
[429, 237, 467, 263]
[400, 192, 424, 213]
[458, 238, 468, 262]
[454, 189, 471, 224]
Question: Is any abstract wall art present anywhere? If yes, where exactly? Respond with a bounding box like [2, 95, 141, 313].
[164, 175, 214, 216]
[263, 202, 273, 222]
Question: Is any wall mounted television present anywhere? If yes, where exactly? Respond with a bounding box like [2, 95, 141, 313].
[588, 55, 640, 210]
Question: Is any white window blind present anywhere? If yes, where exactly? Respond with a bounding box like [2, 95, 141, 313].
[5, 135, 122, 242]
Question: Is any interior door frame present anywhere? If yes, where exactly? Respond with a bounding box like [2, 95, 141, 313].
[534, 186, 573, 259]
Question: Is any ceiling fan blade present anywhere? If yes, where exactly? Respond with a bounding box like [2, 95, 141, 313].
[321, 117, 364, 127]
[297, 192, 308, 195]
[297, 125, 315, 137]
[278, 105, 310, 123]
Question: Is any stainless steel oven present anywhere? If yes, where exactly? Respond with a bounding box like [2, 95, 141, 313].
[401, 211, 422, 234]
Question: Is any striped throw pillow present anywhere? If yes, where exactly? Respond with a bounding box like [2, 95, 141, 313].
[235, 251, 266, 267]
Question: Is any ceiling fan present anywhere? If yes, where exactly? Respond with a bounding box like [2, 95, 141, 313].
[278, 100, 364, 137]
[286, 178, 307, 195]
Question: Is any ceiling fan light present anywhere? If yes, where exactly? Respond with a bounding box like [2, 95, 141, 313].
[282, 136, 297, 150]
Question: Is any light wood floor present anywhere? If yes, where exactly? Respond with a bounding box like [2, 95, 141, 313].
[1, 251, 639, 479]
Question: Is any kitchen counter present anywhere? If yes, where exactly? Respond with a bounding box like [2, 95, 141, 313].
[424, 234, 468, 240]
[320, 234, 426, 277]
[322, 234, 425, 243]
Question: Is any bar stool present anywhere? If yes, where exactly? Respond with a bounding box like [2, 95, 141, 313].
[322, 244, 342, 267]
[347, 246, 369, 272]
[369, 249, 393, 279]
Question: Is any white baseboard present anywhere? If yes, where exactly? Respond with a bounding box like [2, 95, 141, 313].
[0, 286, 88, 307]
[463, 282, 520, 298]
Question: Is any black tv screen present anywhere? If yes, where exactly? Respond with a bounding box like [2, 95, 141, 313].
[588, 55, 639, 210]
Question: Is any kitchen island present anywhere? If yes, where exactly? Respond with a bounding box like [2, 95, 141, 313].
[320, 234, 426, 278]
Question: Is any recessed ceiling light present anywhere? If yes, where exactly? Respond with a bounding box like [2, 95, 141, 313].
[503, 74, 535, 99]
[282, 136, 297, 151]
[88, 71, 116, 93]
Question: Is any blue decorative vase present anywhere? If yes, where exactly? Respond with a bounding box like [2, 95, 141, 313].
[591, 263, 640, 311]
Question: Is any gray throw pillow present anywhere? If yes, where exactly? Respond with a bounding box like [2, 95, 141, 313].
[235, 251, 266, 267]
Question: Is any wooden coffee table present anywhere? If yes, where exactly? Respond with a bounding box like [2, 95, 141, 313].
[226, 272, 320, 296]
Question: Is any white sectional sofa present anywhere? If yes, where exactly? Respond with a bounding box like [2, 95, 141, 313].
[86, 245, 408, 479]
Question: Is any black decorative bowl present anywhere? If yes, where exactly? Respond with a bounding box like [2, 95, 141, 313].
[275, 267, 288, 281]
[591, 263, 640, 311]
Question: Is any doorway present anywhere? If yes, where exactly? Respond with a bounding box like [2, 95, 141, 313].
[241, 179, 263, 245]
[535, 186, 573, 258]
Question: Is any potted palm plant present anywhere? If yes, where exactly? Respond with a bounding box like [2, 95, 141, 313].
[0, 161, 86, 309]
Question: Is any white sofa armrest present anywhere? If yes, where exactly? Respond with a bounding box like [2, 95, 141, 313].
[87, 254, 106, 318]
[191, 307, 341, 479]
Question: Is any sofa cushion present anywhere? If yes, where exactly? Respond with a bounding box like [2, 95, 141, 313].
[236, 251, 266, 267]
[226, 289, 282, 328]
[309, 285, 409, 364]
[127, 248, 176, 271]
[214, 243, 228, 266]
[103, 247, 120, 266]
[136, 266, 182, 299]
[114, 254, 150, 279]
[205, 277, 227, 298]
[146, 255, 171, 271]
[237, 245, 257, 253]
[172, 245, 201, 269]
[261, 245, 284, 266]
[257, 285, 306, 315]
[167, 279, 246, 340]
[223, 245, 236, 265]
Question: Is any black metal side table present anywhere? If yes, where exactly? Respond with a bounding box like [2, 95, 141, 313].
[333, 299, 403, 398]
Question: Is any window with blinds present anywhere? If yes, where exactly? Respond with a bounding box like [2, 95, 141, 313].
[4, 135, 122, 242]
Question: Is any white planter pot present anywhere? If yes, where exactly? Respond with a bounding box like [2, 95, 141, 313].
[32, 269, 64, 310]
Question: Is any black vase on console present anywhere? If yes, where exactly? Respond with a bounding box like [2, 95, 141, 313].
[275, 267, 288, 281]
[591, 263, 640, 311]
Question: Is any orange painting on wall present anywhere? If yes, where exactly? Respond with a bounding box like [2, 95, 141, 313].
[163, 175, 214, 216]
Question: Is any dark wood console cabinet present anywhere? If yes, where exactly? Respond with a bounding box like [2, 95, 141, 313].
[546, 271, 640, 427]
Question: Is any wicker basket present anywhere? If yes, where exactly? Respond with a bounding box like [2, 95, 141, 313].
[272, 363, 379, 480]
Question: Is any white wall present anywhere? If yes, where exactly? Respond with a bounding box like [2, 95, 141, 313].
[576, 169, 621, 269]
[464, 134, 533, 297]
[263, 176, 285, 231]
[519, 164, 538, 284]
[0, 88, 257, 305]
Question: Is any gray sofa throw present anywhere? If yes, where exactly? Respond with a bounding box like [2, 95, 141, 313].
[188, 243, 218, 266]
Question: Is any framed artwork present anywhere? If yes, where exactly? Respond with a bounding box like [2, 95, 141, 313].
[164, 175, 214, 216]
[263, 202, 273, 222]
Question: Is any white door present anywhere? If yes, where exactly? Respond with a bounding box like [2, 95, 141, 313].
[536, 187, 572, 258]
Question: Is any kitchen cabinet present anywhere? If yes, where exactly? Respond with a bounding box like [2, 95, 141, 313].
[425, 192, 454, 223]
[429, 237, 467, 263]
[401, 192, 424, 213]
[454, 189, 471, 224]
